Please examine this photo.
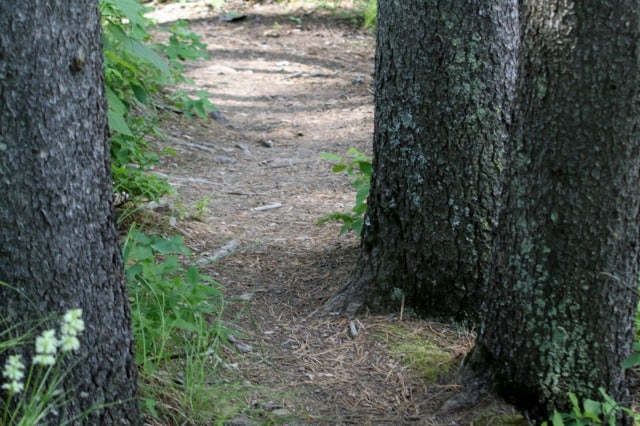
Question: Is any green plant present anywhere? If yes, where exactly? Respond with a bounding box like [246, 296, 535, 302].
[193, 196, 212, 220]
[101, 0, 214, 205]
[123, 228, 225, 366]
[122, 227, 230, 422]
[541, 388, 639, 426]
[171, 196, 211, 221]
[357, 0, 376, 29]
[319, 148, 372, 235]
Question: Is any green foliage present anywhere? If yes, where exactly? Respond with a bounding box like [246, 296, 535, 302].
[100, 2, 239, 421]
[310, 0, 376, 29]
[101, 0, 214, 204]
[347, 0, 378, 30]
[319, 148, 372, 235]
[355, 0, 376, 29]
[541, 388, 639, 426]
[123, 228, 224, 367]
[623, 342, 640, 369]
[123, 227, 230, 422]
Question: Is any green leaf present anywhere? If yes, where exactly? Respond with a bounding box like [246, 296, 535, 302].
[551, 411, 565, 426]
[354, 185, 369, 207]
[105, 86, 127, 113]
[582, 401, 602, 420]
[357, 161, 372, 175]
[320, 152, 344, 162]
[568, 393, 580, 410]
[171, 318, 198, 333]
[131, 84, 149, 104]
[107, 24, 171, 77]
[623, 351, 640, 368]
[351, 218, 363, 235]
[352, 202, 367, 215]
[318, 212, 353, 225]
[108, 109, 133, 136]
[127, 244, 154, 262]
[144, 397, 159, 418]
[150, 235, 191, 255]
[110, 0, 147, 26]
[346, 147, 364, 156]
[185, 266, 199, 286]
[331, 164, 348, 173]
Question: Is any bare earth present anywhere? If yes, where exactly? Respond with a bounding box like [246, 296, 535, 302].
[144, 1, 519, 424]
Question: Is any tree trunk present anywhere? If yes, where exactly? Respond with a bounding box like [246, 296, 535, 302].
[472, 1, 640, 420]
[0, 1, 139, 424]
[325, 0, 518, 321]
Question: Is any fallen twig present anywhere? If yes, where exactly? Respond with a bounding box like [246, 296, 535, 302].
[252, 203, 283, 211]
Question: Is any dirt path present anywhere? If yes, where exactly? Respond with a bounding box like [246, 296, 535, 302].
[145, 2, 514, 425]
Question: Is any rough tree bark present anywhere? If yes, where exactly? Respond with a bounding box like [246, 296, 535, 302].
[325, 0, 518, 321]
[471, 1, 640, 420]
[0, 1, 139, 424]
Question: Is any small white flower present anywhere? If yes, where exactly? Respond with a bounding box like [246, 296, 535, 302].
[2, 380, 24, 394]
[58, 334, 80, 352]
[2, 355, 25, 381]
[32, 354, 56, 366]
[61, 309, 84, 336]
[35, 329, 58, 355]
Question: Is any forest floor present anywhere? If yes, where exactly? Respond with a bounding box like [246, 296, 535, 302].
[142, 1, 522, 424]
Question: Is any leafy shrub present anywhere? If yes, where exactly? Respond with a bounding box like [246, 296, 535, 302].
[101, 0, 213, 204]
[319, 148, 372, 235]
[122, 227, 230, 422]
[122, 228, 225, 368]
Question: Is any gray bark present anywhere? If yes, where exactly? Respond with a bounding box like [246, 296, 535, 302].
[472, 1, 640, 420]
[325, 0, 518, 321]
[0, 1, 139, 424]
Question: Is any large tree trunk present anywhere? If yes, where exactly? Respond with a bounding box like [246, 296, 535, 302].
[471, 1, 640, 420]
[0, 1, 139, 424]
[325, 0, 518, 321]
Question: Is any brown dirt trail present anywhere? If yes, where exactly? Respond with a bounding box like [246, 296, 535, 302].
[144, 1, 518, 424]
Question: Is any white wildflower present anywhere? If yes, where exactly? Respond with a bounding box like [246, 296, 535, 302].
[2, 354, 25, 381]
[2, 380, 24, 394]
[1, 355, 25, 394]
[35, 329, 58, 355]
[61, 309, 84, 336]
[58, 334, 80, 352]
[32, 354, 56, 366]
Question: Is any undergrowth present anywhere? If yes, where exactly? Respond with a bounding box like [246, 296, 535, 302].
[100, 0, 244, 422]
[101, 0, 214, 206]
[319, 148, 372, 235]
[123, 227, 235, 423]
